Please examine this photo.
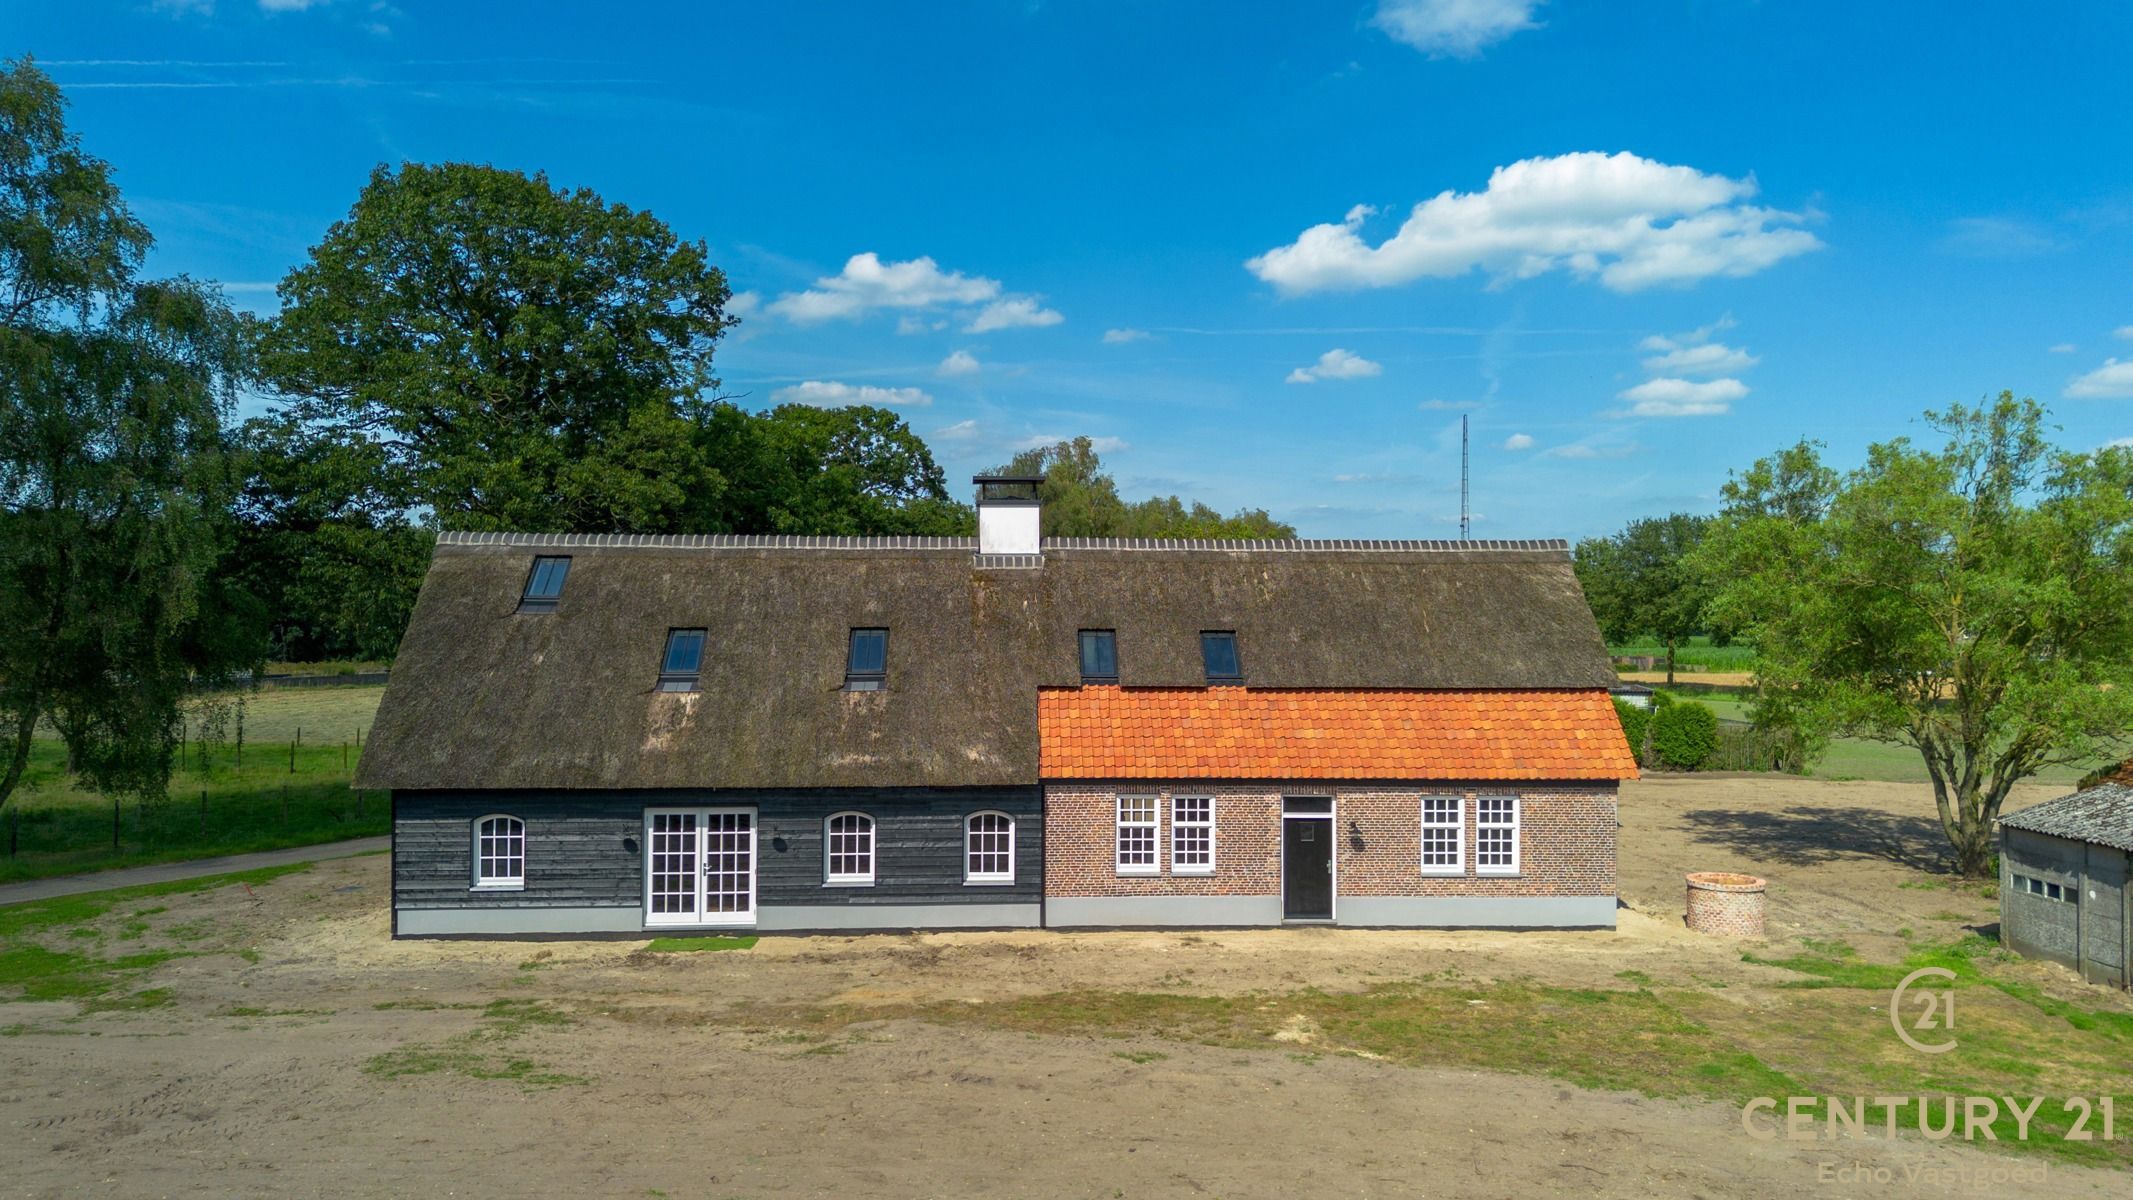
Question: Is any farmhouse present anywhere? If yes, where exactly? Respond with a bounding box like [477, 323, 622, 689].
[355, 478, 1637, 937]
[1998, 783, 2132, 989]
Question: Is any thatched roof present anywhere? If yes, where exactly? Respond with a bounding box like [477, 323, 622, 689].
[355, 533, 1618, 790]
[2000, 784, 2133, 853]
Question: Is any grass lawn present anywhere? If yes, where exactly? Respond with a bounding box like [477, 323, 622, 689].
[1680, 694, 2102, 786]
[181, 683, 386, 747]
[1608, 635, 1757, 672]
[1, 737, 383, 885]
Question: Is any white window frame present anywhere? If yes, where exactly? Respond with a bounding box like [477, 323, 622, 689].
[1116, 795, 1160, 876]
[472, 814, 526, 890]
[1419, 794, 1465, 876]
[1170, 795, 1215, 875]
[1475, 795, 1520, 876]
[964, 811, 1016, 885]
[823, 811, 876, 886]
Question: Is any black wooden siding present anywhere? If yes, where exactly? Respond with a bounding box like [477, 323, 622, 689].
[393, 787, 1043, 912]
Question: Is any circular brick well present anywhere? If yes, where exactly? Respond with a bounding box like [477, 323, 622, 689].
[1684, 871, 1767, 938]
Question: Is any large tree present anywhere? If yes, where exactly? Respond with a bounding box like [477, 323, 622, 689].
[1699, 395, 2133, 875]
[704, 402, 971, 536]
[998, 437, 1295, 538]
[253, 161, 736, 534]
[1573, 513, 1713, 684]
[0, 57, 259, 812]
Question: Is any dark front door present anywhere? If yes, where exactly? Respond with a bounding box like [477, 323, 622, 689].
[1283, 817, 1333, 920]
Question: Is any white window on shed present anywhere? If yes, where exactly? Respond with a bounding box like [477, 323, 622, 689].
[473, 815, 525, 888]
[824, 812, 875, 885]
[965, 812, 1016, 884]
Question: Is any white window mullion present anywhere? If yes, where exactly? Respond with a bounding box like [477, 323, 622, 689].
[1420, 795, 1463, 876]
[1476, 795, 1519, 876]
[1171, 795, 1214, 875]
[1116, 796, 1158, 875]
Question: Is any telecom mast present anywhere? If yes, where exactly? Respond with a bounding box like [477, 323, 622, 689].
[1459, 414, 1470, 541]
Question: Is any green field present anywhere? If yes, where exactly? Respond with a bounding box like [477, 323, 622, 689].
[1606, 635, 1757, 672]
[1686, 694, 2101, 786]
[2, 685, 389, 884]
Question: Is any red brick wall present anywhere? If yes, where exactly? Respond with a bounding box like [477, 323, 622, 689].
[1043, 782, 1616, 899]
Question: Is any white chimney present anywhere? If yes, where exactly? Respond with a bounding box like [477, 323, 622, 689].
[975, 475, 1043, 556]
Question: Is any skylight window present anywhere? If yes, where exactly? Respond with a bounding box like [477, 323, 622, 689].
[846, 628, 887, 691]
[518, 556, 571, 613]
[1200, 631, 1242, 684]
[658, 629, 706, 692]
[1078, 630, 1118, 683]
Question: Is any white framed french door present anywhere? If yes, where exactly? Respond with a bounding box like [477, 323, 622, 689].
[644, 807, 756, 927]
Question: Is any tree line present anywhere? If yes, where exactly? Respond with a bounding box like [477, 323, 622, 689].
[1575, 402, 2133, 875]
[0, 58, 1291, 817]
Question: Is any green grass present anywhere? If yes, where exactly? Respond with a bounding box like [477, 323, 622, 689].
[262, 661, 387, 679]
[644, 935, 758, 953]
[0, 863, 312, 1006]
[1680, 694, 2102, 785]
[1608, 635, 1758, 672]
[1, 739, 383, 884]
[364, 997, 586, 1088]
[181, 683, 385, 746]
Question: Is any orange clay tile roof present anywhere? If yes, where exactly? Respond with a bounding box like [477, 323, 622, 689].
[1038, 687, 1639, 782]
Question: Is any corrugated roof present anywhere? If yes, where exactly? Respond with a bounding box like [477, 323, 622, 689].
[1999, 783, 2133, 852]
[1039, 687, 1638, 781]
[356, 536, 1620, 791]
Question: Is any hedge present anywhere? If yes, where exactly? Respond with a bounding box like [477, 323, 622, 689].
[1651, 701, 1719, 770]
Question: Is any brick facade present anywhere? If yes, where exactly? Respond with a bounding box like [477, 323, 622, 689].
[1043, 782, 1616, 900]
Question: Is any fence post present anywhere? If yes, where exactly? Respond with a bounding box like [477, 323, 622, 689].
[113, 795, 121, 852]
[290, 728, 298, 774]
[200, 789, 208, 837]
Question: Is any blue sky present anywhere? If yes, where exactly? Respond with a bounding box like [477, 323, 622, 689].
[10, 1, 2133, 538]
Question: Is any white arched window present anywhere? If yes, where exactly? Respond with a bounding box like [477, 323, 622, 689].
[473, 815, 525, 888]
[824, 812, 876, 884]
[965, 812, 1015, 884]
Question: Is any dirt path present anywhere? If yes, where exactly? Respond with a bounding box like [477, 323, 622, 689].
[3, 776, 2124, 1198]
[0, 835, 388, 906]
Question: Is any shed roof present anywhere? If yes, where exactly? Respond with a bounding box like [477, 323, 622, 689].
[1999, 783, 2133, 853]
[355, 533, 1619, 791]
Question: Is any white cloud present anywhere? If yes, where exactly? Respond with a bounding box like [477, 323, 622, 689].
[1286, 347, 1384, 384]
[1616, 377, 1747, 417]
[2066, 359, 2133, 400]
[2050, 343, 2078, 354]
[1246, 151, 1822, 295]
[1543, 442, 1638, 460]
[769, 380, 933, 409]
[259, 0, 328, 9]
[1502, 433, 1535, 451]
[725, 290, 761, 320]
[937, 349, 981, 377]
[1102, 328, 1151, 344]
[769, 253, 1001, 323]
[2115, 326, 2133, 341]
[930, 419, 982, 443]
[966, 296, 1064, 332]
[1936, 217, 2062, 259]
[1015, 434, 1129, 454]
[896, 315, 945, 335]
[1371, 0, 1541, 59]
[1640, 341, 1758, 376]
[2107, 437, 2133, 449]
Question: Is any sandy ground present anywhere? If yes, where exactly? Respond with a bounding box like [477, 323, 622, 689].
[3, 775, 2126, 1199]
